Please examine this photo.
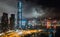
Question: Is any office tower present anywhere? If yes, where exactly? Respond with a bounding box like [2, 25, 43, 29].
[1, 13, 8, 32]
[10, 14, 15, 30]
[17, 0, 23, 29]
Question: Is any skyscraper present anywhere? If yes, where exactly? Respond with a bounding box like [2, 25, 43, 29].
[1, 12, 8, 32]
[10, 14, 15, 30]
[17, 0, 23, 29]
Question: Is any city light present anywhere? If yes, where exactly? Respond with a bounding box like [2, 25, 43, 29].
[18, 31, 23, 35]
[0, 33, 4, 36]
[0, 0, 59, 37]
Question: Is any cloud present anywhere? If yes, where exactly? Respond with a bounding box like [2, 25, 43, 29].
[0, 0, 58, 19]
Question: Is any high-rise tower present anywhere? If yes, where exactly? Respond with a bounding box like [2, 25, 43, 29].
[10, 14, 15, 30]
[17, 0, 23, 29]
[1, 13, 8, 32]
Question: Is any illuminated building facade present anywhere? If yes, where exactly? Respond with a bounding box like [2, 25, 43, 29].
[17, 0, 22, 29]
[17, 0, 27, 29]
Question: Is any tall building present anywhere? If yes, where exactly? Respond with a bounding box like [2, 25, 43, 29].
[1, 13, 8, 32]
[17, 0, 23, 29]
[10, 14, 15, 30]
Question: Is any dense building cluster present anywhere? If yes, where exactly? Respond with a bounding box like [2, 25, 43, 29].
[0, 12, 15, 33]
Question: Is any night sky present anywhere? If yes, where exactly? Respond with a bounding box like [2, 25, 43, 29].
[0, 0, 60, 19]
[25, 0, 60, 18]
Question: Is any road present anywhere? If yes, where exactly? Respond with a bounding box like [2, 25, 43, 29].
[0, 29, 43, 37]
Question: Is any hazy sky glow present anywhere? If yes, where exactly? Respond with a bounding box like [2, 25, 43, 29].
[0, 0, 60, 19]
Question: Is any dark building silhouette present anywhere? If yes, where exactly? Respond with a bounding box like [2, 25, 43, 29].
[0, 23, 2, 33]
[56, 26, 60, 37]
[1, 13, 8, 32]
[10, 14, 15, 30]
